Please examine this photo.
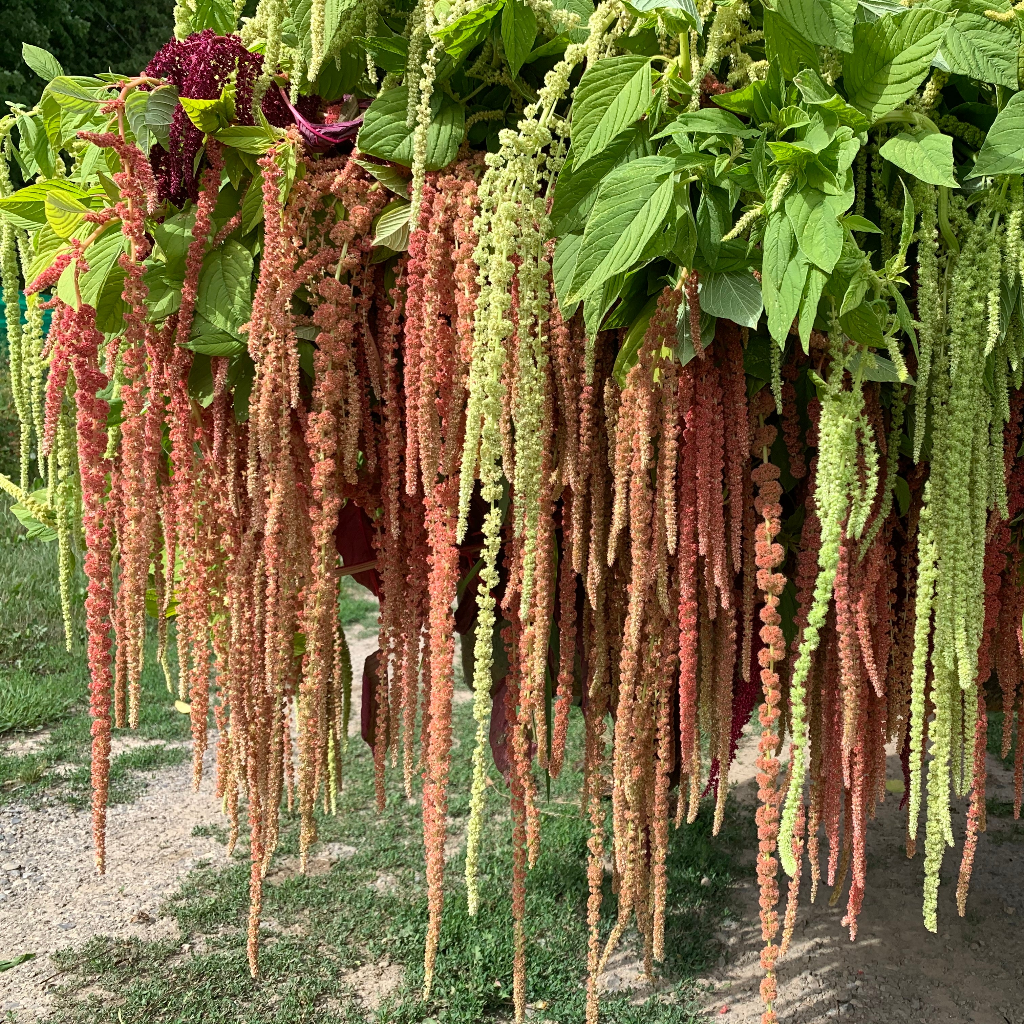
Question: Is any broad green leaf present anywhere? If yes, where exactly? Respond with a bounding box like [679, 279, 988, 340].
[78, 229, 127, 309]
[786, 191, 843, 273]
[627, 0, 702, 30]
[657, 108, 759, 139]
[357, 87, 465, 170]
[124, 90, 151, 156]
[144, 265, 183, 322]
[612, 292, 660, 383]
[15, 112, 55, 179]
[840, 303, 884, 346]
[763, 9, 820, 77]
[843, 9, 950, 122]
[434, 0, 505, 60]
[940, 13, 1017, 89]
[146, 86, 179, 149]
[699, 271, 763, 328]
[776, 0, 857, 52]
[354, 158, 411, 197]
[22, 43, 63, 82]
[895, 476, 911, 516]
[766, 254, 808, 343]
[191, 0, 238, 33]
[241, 170, 265, 233]
[45, 77, 105, 115]
[553, 233, 582, 316]
[583, 273, 625, 339]
[841, 214, 881, 233]
[969, 91, 1024, 178]
[0, 180, 90, 231]
[793, 69, 871, 133]
[569, 156, 675, 302]
[44, 191, 90, 239]
[358, 35, 409, 73]
[879, 131, 958, 187]
[798, 264, 826, 350]
[213, 126, 280, 154]
[502, 0, 537, 77]
[180, 80, 236, 134]
[195, 241, 254, 337]
[372, 199, 412, 250]
[848, 347, 901, 381]
[552, 0, 592, 41]
[571, 56, 652, 168]
[550, 131, 639, 235]
[762, 211, 795, 292]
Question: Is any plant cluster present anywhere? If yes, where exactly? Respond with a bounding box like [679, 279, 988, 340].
[2, 0, 1024, 1020]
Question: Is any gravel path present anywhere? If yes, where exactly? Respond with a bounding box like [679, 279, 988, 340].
[0, 745, 224, 1020]
[0, 627, 380, 1022]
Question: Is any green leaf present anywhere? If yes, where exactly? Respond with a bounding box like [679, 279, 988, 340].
[763, 9, 820, 78]
[357, 87, 465, 171]
[848, 347, 901, 381]
[699, 271, 763, 328]
[22, 43, 63, 82]
[372, 199, 412, 250]
[180, 80, 236, 134]
[550, 132, 639, 235]
[843, 9, 950, 122]
[657, 108, 759, 139]
[775, 0, 858, 52]
[940, 12, 1017, 89]
[897, 180, 915, 264]
[792, 69, 871, 133]
[969, 91, 1024, 178]
[765, 254, 808, 343]
[15, 113, 55, 179]
[80, 228, 127, 309]
[552, 0, 592, 42]
[195, 241, 254, 338]
[841, 213, 881, 233]
[785, 190, 843, 273]
[146, 86, 179, 149]
[213, 126, 281, 155]
[571, 56, 652, 168]
[358, 35, 409, 73]
[583, 273, 625, 338]
[879, 131, 958, 187]
[894, 476, 911, 517]
[44, 190, 90, 239]
[797, 264, 826, 351]
[124, 91, 151, 156]
[568, 155, 675, 303]
[502, 0, 537, 77]
[612, 292, 660, 384]
[241, 170, 265, 234]
[45, 76, 105, 115]
[553, 233, 582, 316]
[434, 0, 505, 60]
[190, 0, 238, 33]
[354, 158, 411, 198]
[840, 303, 884, 346]
[0, 180, 89, 231]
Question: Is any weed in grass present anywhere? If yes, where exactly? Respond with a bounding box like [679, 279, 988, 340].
[42, 694, 750, 1024]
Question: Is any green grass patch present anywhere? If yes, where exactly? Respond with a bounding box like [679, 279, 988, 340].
[338, 574, 380, 631]
[42, 690, 749, 1024]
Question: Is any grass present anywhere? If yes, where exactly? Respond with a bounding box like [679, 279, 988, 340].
[0, 489, 192, 806]
[39, 686, 750, 1024]
[338, 574, 381, 631]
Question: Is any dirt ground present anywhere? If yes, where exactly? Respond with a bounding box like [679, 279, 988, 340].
[695, 726, 1024, 1024]
[2, 634, 1023, 1022]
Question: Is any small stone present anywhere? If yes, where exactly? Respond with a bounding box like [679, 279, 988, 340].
[2, 862, 21, 872]
[970, 942, 980, 950]
[701, 876, 711, 887]
[1004, 905, 1016, 915]
[57, 920, 75, 930]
